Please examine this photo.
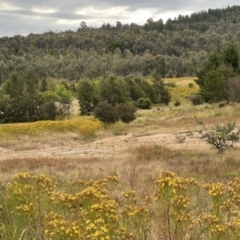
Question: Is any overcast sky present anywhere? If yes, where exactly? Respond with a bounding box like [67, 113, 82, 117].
[0, 1, 239, 37]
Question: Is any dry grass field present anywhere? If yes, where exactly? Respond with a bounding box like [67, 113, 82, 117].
[1, 77, 240, 239]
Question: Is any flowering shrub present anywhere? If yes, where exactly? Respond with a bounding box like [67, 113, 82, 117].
[170, 82, 199, 99]
[1, 171, 240, 239]
[0, 118, 103, 137]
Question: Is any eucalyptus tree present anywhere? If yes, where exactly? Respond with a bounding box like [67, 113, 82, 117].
[77, 79, 100, 115]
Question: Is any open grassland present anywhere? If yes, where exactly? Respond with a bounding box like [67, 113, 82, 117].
[1, 78, 240, 239]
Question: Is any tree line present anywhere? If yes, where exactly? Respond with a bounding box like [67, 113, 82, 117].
[0, 71, 73, 123]
[0, 69, 171, 123]
[78, 70, 169, 104]
[1, 6, 240, 83]
[195, 43, 240, 103]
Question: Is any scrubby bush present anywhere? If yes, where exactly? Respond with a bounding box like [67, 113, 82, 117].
[218, 101, 227, 108]
[188, 82, 194, 88]
[94, 101, 119, 124]
[117, 104, 137, 123]
[137, 98, 152, 109]
[197, 118, 239, 154]
[189, 93, 204, 105]
[174, 99, 181, 106]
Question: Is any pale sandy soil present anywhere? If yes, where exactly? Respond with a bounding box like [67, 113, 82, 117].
[0, 130, 210, 160]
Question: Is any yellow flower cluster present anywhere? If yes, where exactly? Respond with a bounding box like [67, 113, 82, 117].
[228, 177, 240, 205]
[204, 182, 225, 197]
[2, 171, 240, 239]
[15, 203, 35, 214]
[45, 212, 81, 239]
[154, 171, 197, 198]
[170, 82, 199, 99]
[171, 195, 189, 210]
[0, 118, 103, 137]
[197, 214, 228, 237]
[199, 214, 220, 225]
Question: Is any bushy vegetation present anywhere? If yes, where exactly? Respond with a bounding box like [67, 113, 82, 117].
[137, 98, 152, 109]
[77, 74, 170, 116]
[189, 93, 204, 105]
[0, 118, 103, 137]
[195, 44, 240, 103]
[2, 171, 240, 239]
[0, 71, 73, 123]
[174, 99, 181, 106]
[198, 120, 240, 154]
[117, 104, 137, 123]
[94, 101, 136, 124]
[94, 101, 120, 124]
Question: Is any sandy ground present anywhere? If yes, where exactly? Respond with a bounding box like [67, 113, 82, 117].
[0, 130, 210, 160]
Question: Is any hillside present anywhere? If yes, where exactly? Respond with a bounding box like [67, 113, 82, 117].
[1, 6, 240, 83]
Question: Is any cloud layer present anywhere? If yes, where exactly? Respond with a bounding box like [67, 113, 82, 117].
[0, 0, 239, 37]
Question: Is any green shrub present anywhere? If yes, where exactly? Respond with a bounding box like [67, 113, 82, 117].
[174, 100, 181, 106]
[94, 101, 119, 124]
[218, 101, 227, 108]
[117, 104, 136, 123]
[189, 93, 204, 105]
[137, 98, 152, 109]
[197, 118, 239, 154]
[188, 82, 194, 88]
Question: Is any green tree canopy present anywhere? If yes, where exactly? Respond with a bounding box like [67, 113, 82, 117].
[222, 43, 239, 71]
[2, 72, 29, 122]
[195, 43, 240, 103]
[195, 50, 223, 87]
[201, 69, 228, 103]
[99, 76, 130, 105]
[151, 70, 171, 105]
[77, 79, 100, 115]
[0, 72, 63, 123]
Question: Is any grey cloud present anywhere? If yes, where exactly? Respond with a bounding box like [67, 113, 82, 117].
[1, 0, 240, 37]
[0, 14, 56, 37]
[2, 8, 85, 20]
[2, 0, 240, 15]
[4, 0, 239, 12]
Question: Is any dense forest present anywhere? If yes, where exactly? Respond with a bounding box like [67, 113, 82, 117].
[1, 5, 240, 123]
[1, 5, 240, 81]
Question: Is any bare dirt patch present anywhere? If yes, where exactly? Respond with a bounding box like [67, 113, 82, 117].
[0, 130, 209, 161]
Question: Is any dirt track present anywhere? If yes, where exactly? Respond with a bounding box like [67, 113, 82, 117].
[0, 130, 209, 160]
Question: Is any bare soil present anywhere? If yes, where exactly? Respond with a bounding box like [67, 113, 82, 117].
[0, 130, 209, 160]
